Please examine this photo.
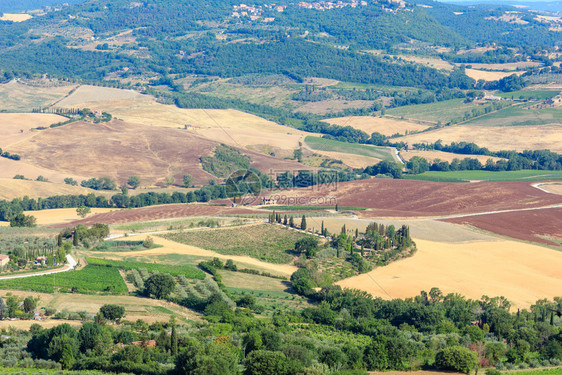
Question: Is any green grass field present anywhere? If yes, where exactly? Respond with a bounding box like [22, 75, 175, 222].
[86, 258, 205, 279]
[0, 265, 128, 294]
[161, 224, 313, 264]
[464, 105, 562, 126]
[386, 98, 481, 123]
[222, 270, 310, 314]
[404, 169, 562, 182]
[508, 368, 562, 375]
[496, 90, 560, 100]
[305, 136, 398, 162]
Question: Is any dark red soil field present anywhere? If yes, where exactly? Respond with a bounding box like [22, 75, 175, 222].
[444, 207, 562, 247]
[52, 204, 264, 227]
[259, 179, 562, 217]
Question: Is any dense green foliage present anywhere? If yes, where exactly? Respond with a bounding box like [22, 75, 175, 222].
[0, 287, 559, 374]
[162, 224, 315, 264]
[201, 144, 251, 178]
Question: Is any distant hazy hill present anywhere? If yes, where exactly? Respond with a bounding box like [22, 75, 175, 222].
[442, 0, 562, 12]
[0, 0, 84, 13]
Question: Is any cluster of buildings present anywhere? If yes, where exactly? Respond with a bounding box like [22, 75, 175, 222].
[231, 0, 408, 20]
[297, 1, 368, 11]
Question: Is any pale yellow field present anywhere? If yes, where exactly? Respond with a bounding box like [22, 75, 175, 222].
[401, 150, 503, 164]
[98, 234, 298, 276]
[539, 183, 562, 195]
[56, 85, 145, 107]
[398, 125, 562, 153]
[317, 216, 499, 243]
[57, 85, 312, 153]
[395, 55, 454, 71]
[465, 69, 521, 81]
[337, 238, 562, 309]
[0, 158, 89, 184]
[0, 290, 199, 325]
[24, 207, 118, 226]
[0, 80, 77, 112]
[323, 116, 429, 136]
[0, 178, 96, 201]
[0, 13, 32, 22]
[306, 149, 382, 169]
[0, 113, 67, 147]
[467, 62, 541, 70]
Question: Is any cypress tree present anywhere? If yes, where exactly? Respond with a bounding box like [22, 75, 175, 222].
[301, 215, 307, 230]
[283, 215, 288, 225]
[321, 221, 324, 235]
[361, 244, 364, 257]
[73, 231, 78, 247]
[289, 216, 294, 228]
[171, 316, 178, 355]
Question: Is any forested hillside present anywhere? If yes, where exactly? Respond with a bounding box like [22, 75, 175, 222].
[1, 0, 557, 90]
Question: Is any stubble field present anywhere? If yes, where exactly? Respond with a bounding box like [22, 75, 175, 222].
[398, 124, 562, 153]
[337, 237, 562, 309]
[322, 116, 430, 136]
[0, 179, 94, 200]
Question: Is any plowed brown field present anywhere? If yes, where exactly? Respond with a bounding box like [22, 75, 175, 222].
[444, 207, 562, 247]
[52, 204, 263, 227]
[7, 119, 308, 186]
[261, 179, 562, 217]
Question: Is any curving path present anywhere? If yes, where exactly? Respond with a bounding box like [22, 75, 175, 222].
[0, 255, 77, 280]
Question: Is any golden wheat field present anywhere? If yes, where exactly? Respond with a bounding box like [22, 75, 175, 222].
[465, 69, 521, 81]
[305, 149, 382, 168]
[56, 85, 312, 153]
[398, 125, 562, 153]
[0, 113, 67, 147]
[0, 179, 95, 200]
[323, 116, 429, 136]
[0, 80, 77, 112]
[337, 238, 562, 309]
[24, 207, 119, 226]
[0, 13, 32, 22]
[400, 150, 503, 164]
[0, 158, 89, 184]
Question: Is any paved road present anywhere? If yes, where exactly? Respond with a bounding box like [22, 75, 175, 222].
[0, 254, 77, 280]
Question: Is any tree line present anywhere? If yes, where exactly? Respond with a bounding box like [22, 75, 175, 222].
[0, 169, 360, 221]
[4, 286, 559, 374]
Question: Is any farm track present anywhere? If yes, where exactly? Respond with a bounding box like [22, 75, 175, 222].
[0, 255, 77, 280]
